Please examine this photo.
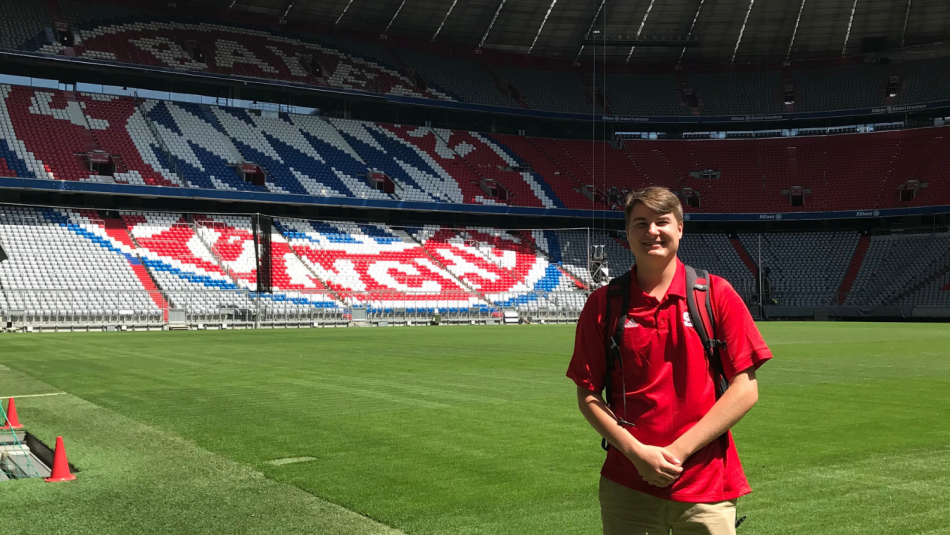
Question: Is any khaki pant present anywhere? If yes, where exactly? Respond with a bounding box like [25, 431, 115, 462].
[600, 476, 737, 535]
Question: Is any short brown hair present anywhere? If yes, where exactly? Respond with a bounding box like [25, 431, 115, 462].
[624, 186, 683, 226]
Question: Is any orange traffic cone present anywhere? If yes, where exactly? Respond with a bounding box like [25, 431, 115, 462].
[1, 397, 23, 430]
[45, 436, 76, 482]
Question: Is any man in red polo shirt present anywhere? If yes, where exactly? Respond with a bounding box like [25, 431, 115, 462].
[567, 187, 771, 534]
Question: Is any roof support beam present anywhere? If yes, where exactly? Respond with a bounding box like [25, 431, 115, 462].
[679, 0, 706, 63]
[841, 0, 859, 55]
[281, 1, 295, 19]
[432, 0, 459, 40]
[384, 0, 407, 33]
[528, 0, 558, 54]
[335, 0, 356, 25]
[575, 0, 605, 60]
[626, 0, 657, 63]
[480, 0, 508, 48]
[732, 0, 755, 63]
[900, 0, 912, 48]
[786, 0, 806, 61]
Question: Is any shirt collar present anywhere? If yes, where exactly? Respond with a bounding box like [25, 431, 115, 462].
[630, 258, 686, 300]
[668, 259, 687, 299]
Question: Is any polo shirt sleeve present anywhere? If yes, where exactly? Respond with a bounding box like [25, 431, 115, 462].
[711, 276, 772, 380]
[566, 287, 608, 393]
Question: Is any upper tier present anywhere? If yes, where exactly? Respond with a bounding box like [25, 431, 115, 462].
[0, 84, 946, 214]
[2, 0, 949, 116]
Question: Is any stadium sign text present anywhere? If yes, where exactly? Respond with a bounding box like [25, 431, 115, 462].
[871, 104, 927, 114]
[602, 116, 650, 123]
[730, 115, 783, 121]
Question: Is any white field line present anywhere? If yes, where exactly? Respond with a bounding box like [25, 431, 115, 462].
[265, 456, 317, 466]
[0, 392, 67, 399]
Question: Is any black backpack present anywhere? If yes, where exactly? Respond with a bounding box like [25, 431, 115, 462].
[600, 265, 728, 451]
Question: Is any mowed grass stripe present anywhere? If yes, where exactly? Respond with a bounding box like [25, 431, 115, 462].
[1, 323, 949, 534]
[0, 368, 405, 535]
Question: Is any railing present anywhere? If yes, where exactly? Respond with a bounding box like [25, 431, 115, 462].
[192, 219, 243, 286]
[0, 288, 589, 330]
[135, 96, 189, 187]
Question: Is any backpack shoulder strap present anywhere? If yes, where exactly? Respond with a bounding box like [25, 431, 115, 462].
[600, 270, 631, 451]
[684, 265, 729, 399]
[602, 271, 631, 400]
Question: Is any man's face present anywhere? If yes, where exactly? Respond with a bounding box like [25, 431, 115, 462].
[626, 202, 683, 264]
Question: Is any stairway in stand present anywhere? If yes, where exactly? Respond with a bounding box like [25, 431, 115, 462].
[837, 234, 870, 305]
[100, 215, 171, 320]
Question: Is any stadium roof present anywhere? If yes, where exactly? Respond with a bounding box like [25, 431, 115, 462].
[204, 0, 950, 64]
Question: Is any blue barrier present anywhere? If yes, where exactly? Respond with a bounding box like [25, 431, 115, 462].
[2, 177, 949, 222]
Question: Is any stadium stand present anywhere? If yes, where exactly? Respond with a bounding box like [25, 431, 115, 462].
[410, 226, 583, 310]
[490, 66, 593, 114]
[547, 229, 756, 300]
[893, 57, 950, 106]
[0, 201, 946, 325]
[464, 133, 563, 208]
[55, 2, 449, 100]
[142, 100, 257, 191]
[486, 134, 590, 209]
[739, 231, 860, 306]
[554, 138, 649, 202]
[123, 211, 257, 313]
[0, 0, 52, 52]
[679, 233, 757, 298]
[594, 74, 685, 116]
[791, 63, 887, 112]
[1, 85, 99, 182]
[377, 124, 486, 204]
[394, 48, 519, 108]
[0, 206, 160, 317]
[519, 137, 603, 204]
[316, 34, 405, 74]
[4, 80, 950, 212]
[213, 108, 383, 199]
[192, 215, 340, 308]
[277, 218, 486, 310]
[847, 233, 950, 306]
[687, 71, 784, 116]
[78, 93, 183, 186]
[328, 118, 455, 202]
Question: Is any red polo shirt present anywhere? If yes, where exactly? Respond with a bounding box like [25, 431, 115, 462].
[567, 259, 772, 502]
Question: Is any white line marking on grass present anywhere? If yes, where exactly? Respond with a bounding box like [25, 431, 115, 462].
[0, 392, 67, 399]
[265, 456, 317, 466]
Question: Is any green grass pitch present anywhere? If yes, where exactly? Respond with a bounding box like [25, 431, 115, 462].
[1, 322, 949, 534]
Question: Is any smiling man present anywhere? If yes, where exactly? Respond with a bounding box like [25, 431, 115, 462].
[567, 187, 772, 535]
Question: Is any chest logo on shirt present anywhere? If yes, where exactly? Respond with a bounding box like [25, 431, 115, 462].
[625, 318, 639, 329]
[683, 311, 694, 328]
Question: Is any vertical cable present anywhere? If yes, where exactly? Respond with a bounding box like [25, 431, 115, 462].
[591, 26, 596, 234]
